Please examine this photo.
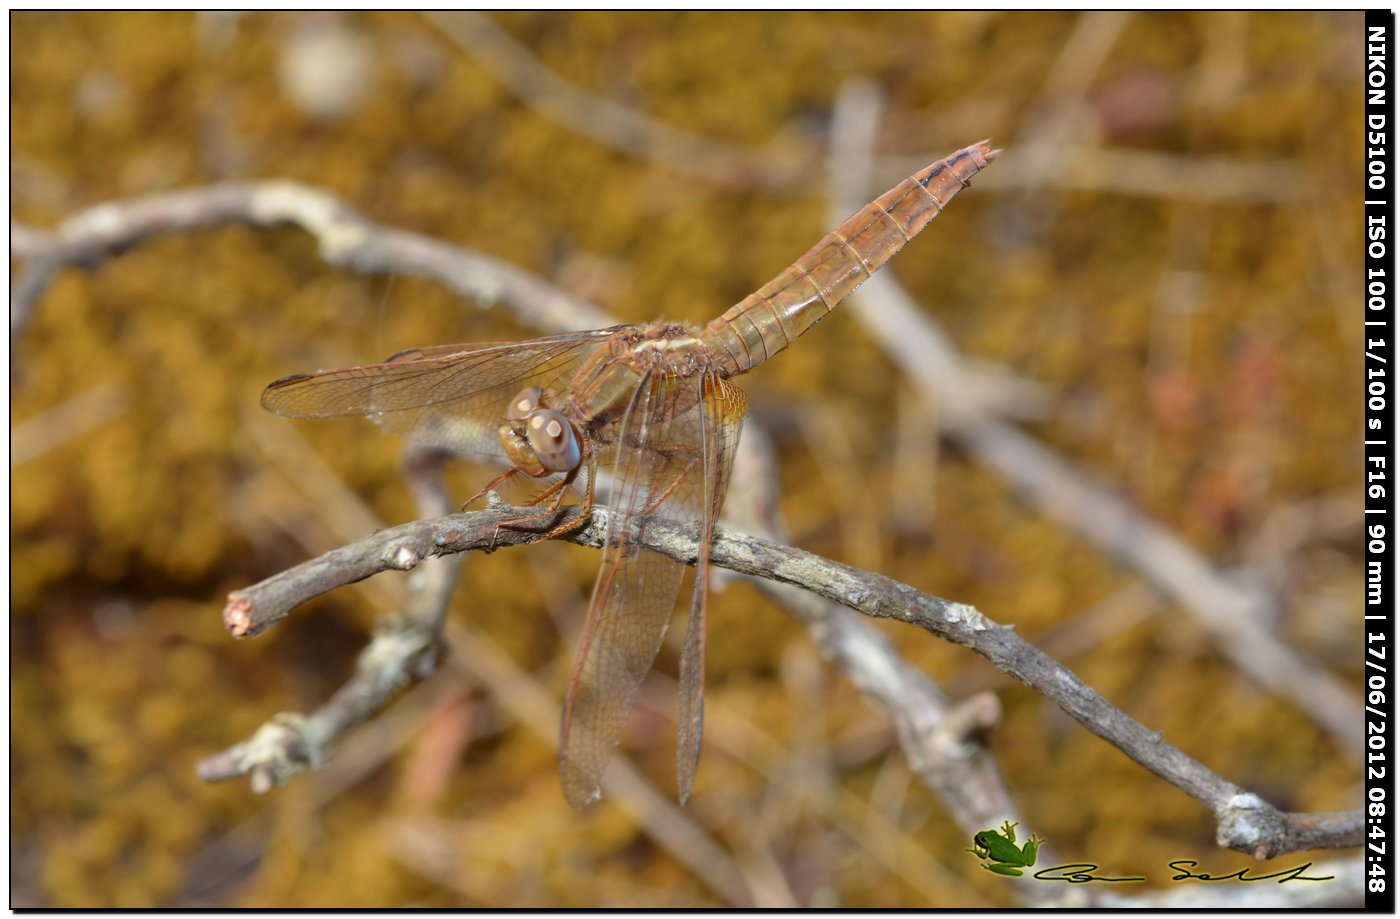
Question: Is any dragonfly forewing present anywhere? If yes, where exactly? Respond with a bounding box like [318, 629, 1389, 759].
[260, 332, 612, 458]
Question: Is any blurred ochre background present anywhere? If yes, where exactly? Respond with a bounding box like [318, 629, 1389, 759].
[12, 10, 1364, 907]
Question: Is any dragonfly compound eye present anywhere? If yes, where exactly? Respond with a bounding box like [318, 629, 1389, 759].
[525, 409, 581, 473]
[508, 386, 545, 421]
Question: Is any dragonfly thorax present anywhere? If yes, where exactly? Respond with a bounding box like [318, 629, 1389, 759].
[609, 321, 717, 379]
[498, 386, 582, 477]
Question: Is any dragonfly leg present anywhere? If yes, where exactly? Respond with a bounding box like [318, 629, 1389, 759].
[524, 474, 572, 509]
[494, 465, 584, 542]
[640, 450, 698, 519]
[530, 455, 597, 541]
[461, 467, 522, 512]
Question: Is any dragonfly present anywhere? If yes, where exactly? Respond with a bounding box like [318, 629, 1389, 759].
[262, 140, 999, 808]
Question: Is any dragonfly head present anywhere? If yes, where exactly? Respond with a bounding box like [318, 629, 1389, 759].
[499, 387, 582, 477]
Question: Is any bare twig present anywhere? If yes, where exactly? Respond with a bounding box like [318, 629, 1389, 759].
[959, 422, 1360, 754]
[955, 142, 1311, 204]
[197, 446, 460, 790]
[396, 444, 469, 634]
[11, 379, 133, 466]
[1005, 10, 1131, 238]
[423, 11, 810, 190]
[179, 675, 472, 906]
[220, 501, 1362, 860]
[11, 249, 61, 346]
[10, 181, 613, 343]
[194, 612, 442, 790]
[9, 220, 53, 260]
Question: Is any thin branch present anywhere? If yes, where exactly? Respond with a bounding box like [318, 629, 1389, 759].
[220, 502, 1362, 861]
[423, 11, 810, 190]
[179, 675, 468, 905]
[194, 611, 442, 790]
[197, 445, 459, 790]
[9, 220, 54, 259]
[1003, 10, 1131, 239]
[10, 181, 614, 342]
[11, 379, 133, 466]
[967, 143, 1312, 204]
[11, 248, 61, 346]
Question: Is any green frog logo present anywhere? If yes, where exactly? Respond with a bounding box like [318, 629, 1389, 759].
[966, 820, 1045, 877]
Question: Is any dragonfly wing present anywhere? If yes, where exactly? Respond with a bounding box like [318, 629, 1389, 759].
[260, 329, 617, 457]
[559, 367, 712, 808]
[675, 374, 746, 803]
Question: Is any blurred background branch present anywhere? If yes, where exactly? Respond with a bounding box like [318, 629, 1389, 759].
[424, 11, 816, 191]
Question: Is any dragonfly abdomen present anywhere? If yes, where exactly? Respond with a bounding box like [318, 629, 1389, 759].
[700, 140, 998, 377]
